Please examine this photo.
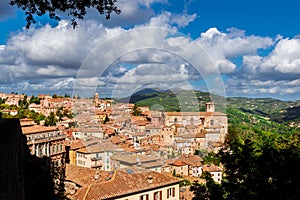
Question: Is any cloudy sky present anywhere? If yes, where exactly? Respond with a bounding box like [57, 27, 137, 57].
[0, 0, 300, 101]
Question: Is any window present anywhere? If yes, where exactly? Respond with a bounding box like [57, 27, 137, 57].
[140, 194, 149, 200]
[172, 187, 175, 197]
[153, 191, 162, 200]
[167, 188, 173, 198]
[210, 120, 214, 126]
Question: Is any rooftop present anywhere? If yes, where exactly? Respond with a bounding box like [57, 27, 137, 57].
[72, 168, 182, 200]
[21, 125, 57, 135]
[202, 164, 222, 172]
[65, 164, 111, 187]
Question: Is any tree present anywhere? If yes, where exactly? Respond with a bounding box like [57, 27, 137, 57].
[29, 95, 41, 104]
[103, 114, 109, 124]
[0, 98, 6, 104]
[190, 172, 223, 200]
[9, 0, 121, 28]
[132, 104, 142, 116]
[191, 126, 300, 200]
[18, 95, 28, 109]
[45, 112, 57, 126]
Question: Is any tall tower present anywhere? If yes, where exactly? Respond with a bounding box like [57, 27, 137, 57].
[95, 92, 99, 100]
[206, 102, 215, 112]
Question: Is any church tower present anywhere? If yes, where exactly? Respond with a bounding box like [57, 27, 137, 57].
[95, 92, 99, 100]
[206, 102, 215, 112]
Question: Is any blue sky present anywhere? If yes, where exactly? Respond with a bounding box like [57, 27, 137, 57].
[0, 0, 300, 101]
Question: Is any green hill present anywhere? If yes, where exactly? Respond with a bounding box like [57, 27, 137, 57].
[116, 88, 300, 134]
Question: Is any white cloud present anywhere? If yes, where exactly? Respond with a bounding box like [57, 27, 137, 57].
[198, 27, 274, 73]
[226, 78, 300, 97]
[240, 38, 300, 82]
[86, 0, 168, 27]
[170, 13, 197, 28]
[262, 38, 300, 73]
[0, 6, 299, 100]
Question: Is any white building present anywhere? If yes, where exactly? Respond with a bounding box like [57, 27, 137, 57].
[71, 168, 182, 200]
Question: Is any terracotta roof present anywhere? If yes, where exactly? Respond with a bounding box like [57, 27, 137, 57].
[202, 164, 222, 172]
[164, 111, 226, 117]
[111, 154, 160, 164]
[21, 125, 57, 135]
[178, 154, 203, 167]
[164, 112, 209, 116]
[110, 136, 124, 144]
[135, 120, 149, 126]
[131, 116, 147, 122]
[65, 164, 111, 187]
[171, 160, 187, 167]
[72, 169, 182, 200]
[69, 140, 85, 150]
[195, 130, 207, 138]
[76, 141, 117, 153]
[68, 138, 101, 150]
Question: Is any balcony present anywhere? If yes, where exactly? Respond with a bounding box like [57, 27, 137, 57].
[91, 157, 102, 161]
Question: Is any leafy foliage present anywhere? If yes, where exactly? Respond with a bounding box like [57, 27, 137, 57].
[132, 104, 142, 116]
[29, 95, 41, 104]
[103, 114, 110, 124]
[18, 95, 28, 109]
[191, 126, 300, 200]
[9, 0, 121, 28]
[0, 98, 6, 104]
[190, 172, 223, 200]
[44, 112, 57, 126]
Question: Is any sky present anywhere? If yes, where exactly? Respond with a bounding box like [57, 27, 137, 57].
[0, 0, 300, 101]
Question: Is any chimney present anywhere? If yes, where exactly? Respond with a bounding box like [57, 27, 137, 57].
[94, 171, 100, 180]
[147, 175, 153, 184]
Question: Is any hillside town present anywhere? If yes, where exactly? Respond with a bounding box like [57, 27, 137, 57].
[0, 92, 227, 200]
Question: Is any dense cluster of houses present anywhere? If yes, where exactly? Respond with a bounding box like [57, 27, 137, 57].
[1, 91, 227, 199]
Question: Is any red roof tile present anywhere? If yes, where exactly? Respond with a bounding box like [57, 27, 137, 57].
[72, 169, 182, 200]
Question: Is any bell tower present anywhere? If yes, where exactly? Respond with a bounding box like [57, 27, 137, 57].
[206, 102, 215, 112]
[95, 92, 99, 100]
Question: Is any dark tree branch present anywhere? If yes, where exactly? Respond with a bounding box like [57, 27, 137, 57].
[9, 0, 121, 28]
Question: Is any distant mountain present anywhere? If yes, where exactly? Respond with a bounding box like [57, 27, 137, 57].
[117, 88, 213, 112]
[117, 88, 161, 103]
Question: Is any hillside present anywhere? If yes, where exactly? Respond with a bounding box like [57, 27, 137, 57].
[116, 88, 300, 133]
